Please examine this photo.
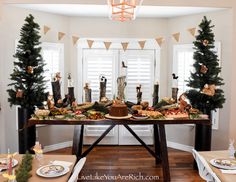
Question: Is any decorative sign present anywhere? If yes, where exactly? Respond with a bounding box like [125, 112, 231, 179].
[121, 42, 129, 51]
[58, 32, 65, 41]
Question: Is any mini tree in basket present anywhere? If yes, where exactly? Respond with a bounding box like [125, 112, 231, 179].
[7, 14, 47, 153]
[186, 16, 225, 151]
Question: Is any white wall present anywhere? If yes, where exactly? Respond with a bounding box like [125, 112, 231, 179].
[0, 4, 234, 152]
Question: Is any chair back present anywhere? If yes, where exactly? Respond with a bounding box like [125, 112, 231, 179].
[192, 149, 221, 182]
[68, 157, 86, 182]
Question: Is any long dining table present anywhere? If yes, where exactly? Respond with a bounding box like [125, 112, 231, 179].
[28, 117, 210, 182]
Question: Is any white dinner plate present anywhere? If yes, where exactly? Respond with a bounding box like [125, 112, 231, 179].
[0, 158, 18, 171]
[36, 164, 70, 178]
[132, 115, 149, 120]
[105, 114, 132, 120]
[210, 159, 236, 170]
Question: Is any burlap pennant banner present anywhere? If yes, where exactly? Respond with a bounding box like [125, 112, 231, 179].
[43, 26, 50, 35]
[155, 37, 165, 47]
[87, 39, 94, 48]
[104, 42, 112, 50]
[172, 32, 180, 42]
[138, 40, 146, 49]
[72, 36, 80, 45]
[58, 32, 65, 41]
[187, 27, 196, 37]
[121, 42, 129, 51]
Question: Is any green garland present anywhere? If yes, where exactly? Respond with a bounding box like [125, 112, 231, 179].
[16, 152, 33, 182]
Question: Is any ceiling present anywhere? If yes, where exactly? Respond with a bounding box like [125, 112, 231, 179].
[12, 4, 225, 18]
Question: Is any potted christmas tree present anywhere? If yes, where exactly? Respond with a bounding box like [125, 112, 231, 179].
[186, 16, 225, 151]
[7, 14, 46, 153]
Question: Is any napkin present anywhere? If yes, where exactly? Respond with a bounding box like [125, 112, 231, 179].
[52, 160, 73, 167]
[221, 169, 236, 174]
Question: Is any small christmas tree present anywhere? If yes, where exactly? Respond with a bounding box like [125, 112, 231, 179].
[186, 16, 225, 113]
[7, 14, 46, 109]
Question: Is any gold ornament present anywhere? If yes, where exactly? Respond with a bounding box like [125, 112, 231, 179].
[203, 39, 209, 46]
[27, 66, 34, 74]
[200, 64, 208, 74]
[201, 84, 216, 96]
[16, 89, 23, 98]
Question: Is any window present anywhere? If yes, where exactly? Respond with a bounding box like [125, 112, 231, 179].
[41, 43, 64, 94]
[82, 48, 157, 103]
[173, 42, 221, 97]
[83, 49, 118, 102]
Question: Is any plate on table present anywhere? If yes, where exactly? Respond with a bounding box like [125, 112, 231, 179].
[132, 114, 149, 120]
[210, 158, 236, 170]
[105, 114, 132, 120]
[36, 164, 69, 178]
[0, 158, 18, 171]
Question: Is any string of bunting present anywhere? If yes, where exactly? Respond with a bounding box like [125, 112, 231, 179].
[42, 24, 197, 50]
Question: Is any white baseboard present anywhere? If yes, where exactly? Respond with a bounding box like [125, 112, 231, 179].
[167, 141, 193, 152]
[43, 140, 193, 153]
[43, 141, 73, 153]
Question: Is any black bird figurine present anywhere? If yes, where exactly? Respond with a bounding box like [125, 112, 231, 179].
[122, 61, 128, 68]
[172, 73, 178, 79]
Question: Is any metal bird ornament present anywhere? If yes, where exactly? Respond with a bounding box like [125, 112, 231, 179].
[172, 73, 178, 80]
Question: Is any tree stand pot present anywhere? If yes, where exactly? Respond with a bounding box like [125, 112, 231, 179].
[18, 107, 36, 154]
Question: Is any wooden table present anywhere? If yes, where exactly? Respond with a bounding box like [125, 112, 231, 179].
[199, 150, 236, 182]
[28, 118, 210, 182]
[0, 154, 76, 182]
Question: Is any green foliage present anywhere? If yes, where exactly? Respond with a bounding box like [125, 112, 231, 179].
[7, 14, 47, 109]
[16, 152, 33, 182]
[186, 16, 225, 112]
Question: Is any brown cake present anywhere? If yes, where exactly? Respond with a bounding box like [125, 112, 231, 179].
[109, 104, 128, 117]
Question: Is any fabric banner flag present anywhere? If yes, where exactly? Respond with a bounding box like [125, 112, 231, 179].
[155, 37, 165, 47]
[43, 26, 50, 35]
[138, 40, 146, 49]
[72, 36, 79, 45]
[104, 42, 112, 50]
[58, 32, 65, 41]
[87, 39, 94, 48]
[121, 42, 129, 51]
[172, 32, 180, 42]
[187, 27, 196, 37]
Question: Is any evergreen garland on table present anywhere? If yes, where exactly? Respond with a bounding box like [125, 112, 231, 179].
[7, 14, 47, 109]
[186, 16, 225, 113]
[16, 152, 33, 182]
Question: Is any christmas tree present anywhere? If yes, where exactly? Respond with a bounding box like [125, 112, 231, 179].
[186, 16, 225, 113]
[7, 14, 46, 109]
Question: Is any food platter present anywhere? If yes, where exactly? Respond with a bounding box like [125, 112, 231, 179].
[105, 114, 132, 120]
[210, 158, 236, 170]
[36, 164, 69, 178]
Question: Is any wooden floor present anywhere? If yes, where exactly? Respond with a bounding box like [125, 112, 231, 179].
[47, 146, 204, 182]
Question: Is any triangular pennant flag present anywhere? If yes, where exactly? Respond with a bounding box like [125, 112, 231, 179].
[43, 26, 50, 35]
[172, 32, 180, 42]
[138, 40, 146, 49]
[72, 36, 79, 45]
[58, 32, 65, 41]
[187, 27, 196, 37]
[121, 42, 129, 51]
[155, 37, 165, 47]
[104, 42, 112, 50]
[87, 40, 94, 48]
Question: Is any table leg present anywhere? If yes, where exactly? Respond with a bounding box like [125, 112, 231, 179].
[158, 124, 170, 182]
[72, 125, 84, 157]
[153, 124, 161, 165]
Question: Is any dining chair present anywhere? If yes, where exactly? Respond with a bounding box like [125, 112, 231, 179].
[68, 157, 86, 182]
[192, 149, 221, 182]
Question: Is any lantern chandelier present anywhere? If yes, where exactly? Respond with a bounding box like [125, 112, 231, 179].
[107, 0, 144, 22]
